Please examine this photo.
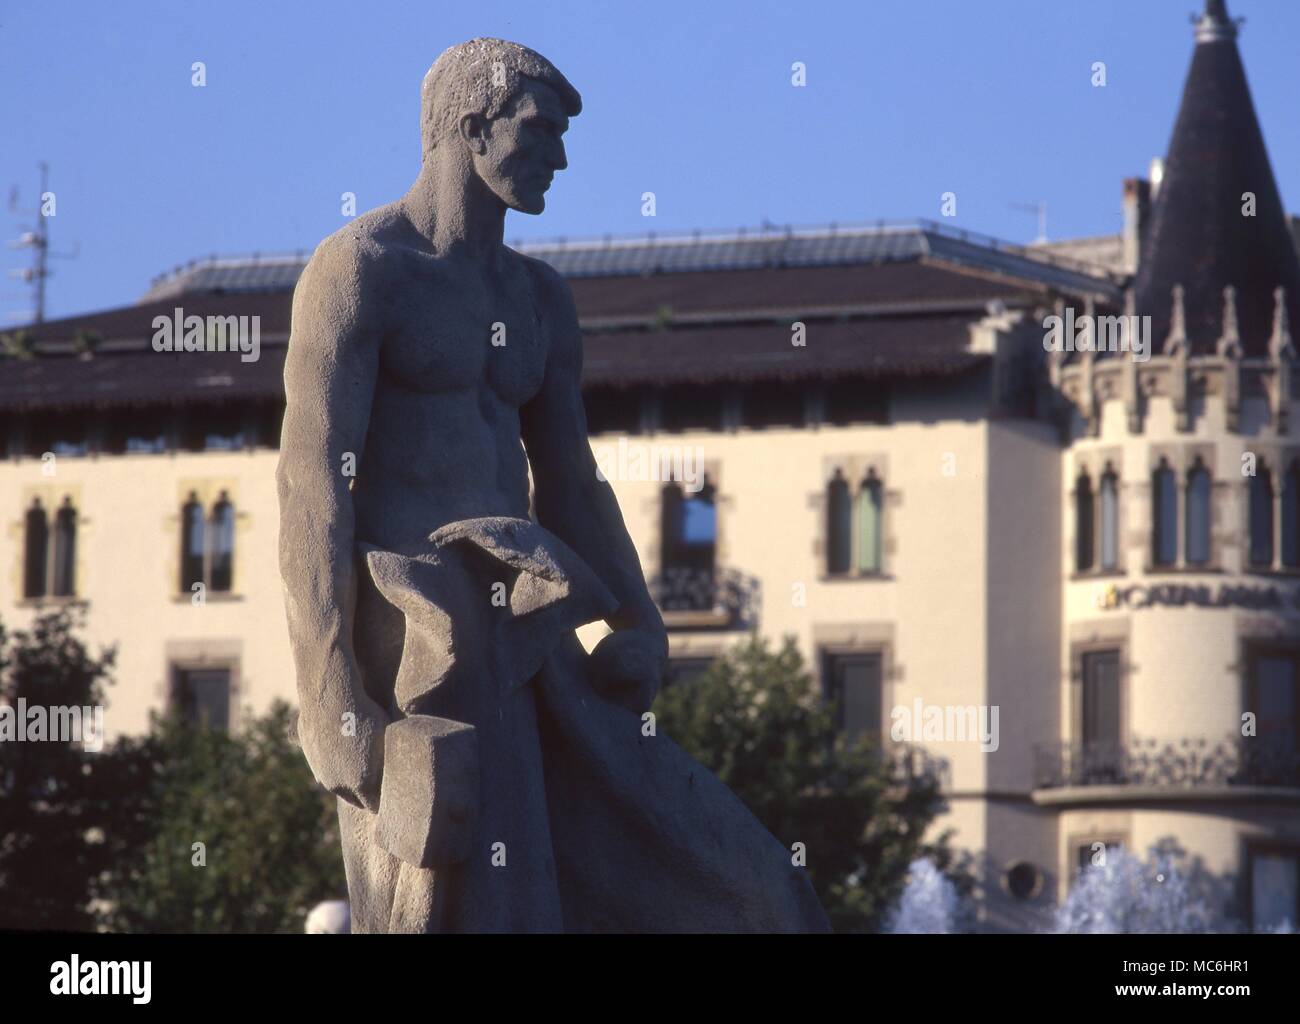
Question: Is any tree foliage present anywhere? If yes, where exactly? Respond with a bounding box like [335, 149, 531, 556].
[0, 610, 132, 931]
[652, 634, 961, 932]
[97, 703, 345, 933]
[0, 610, 344, 933]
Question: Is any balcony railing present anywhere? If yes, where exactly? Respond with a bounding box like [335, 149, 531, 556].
[1034, 736, 1300, 791]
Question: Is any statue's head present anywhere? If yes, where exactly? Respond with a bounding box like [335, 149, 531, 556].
[421, 38, 582, 215]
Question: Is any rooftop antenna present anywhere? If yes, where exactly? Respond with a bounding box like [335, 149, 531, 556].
[8, 162, 77, 323]
[1011, 200, 1049, 245]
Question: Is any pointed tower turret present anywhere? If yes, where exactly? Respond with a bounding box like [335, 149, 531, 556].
[1132, 0, 1300, 356]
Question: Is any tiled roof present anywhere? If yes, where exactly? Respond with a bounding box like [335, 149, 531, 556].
[0, 315, 984, 414]
[3, 221, 1120, 412]
[582, 316, 985, 387]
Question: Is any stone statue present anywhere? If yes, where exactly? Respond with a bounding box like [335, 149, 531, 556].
[277, 37, 829, 933]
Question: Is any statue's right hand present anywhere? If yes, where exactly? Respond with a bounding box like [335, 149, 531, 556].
[298, 697, 388, 813]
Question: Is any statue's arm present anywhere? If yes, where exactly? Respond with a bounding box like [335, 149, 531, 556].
[521, 262, 667, 710]
[277, 239, 387, 811]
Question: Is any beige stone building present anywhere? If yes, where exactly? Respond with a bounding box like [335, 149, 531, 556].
[2, 0, 1297, 932]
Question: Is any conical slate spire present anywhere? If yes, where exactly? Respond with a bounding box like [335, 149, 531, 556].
[1133, 0, 1300, 357]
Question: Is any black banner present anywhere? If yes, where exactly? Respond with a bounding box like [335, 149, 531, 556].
[0, 931, 1294, 1012]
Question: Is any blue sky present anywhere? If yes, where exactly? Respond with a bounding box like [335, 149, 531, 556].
[4, 0, 1298, 323]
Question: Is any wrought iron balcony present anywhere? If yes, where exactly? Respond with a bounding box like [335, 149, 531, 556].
[1034, 736, 1300, 791]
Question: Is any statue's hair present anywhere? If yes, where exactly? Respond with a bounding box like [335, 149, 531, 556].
[421, 38, 581, 159]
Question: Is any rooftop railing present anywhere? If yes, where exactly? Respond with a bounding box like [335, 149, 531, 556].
[145, 218, 1121, 293]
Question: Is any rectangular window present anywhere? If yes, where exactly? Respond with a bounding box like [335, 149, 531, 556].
[1249, 849, 1300, 932]
[171, 666, 231, 731]
[1081, 649, 1122, 747]
[822, 651, 883, 747]
[1249, 651, 1300, 757]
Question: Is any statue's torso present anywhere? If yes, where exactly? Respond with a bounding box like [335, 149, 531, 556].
[347, 222, 552, 548]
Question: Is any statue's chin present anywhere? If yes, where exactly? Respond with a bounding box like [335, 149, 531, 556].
[510, 196, 546, 215]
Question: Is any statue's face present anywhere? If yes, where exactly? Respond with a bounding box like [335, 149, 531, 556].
[470, 79, 569, 215]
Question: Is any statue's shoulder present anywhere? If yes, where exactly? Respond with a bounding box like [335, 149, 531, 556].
[297, 204, 411, 300]
[509, 249, 576, 315]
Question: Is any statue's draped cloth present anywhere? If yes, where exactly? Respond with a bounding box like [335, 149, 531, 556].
[337, 516, 829, 933]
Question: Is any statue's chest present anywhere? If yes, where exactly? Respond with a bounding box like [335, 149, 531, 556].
[382, 285, 548, 406]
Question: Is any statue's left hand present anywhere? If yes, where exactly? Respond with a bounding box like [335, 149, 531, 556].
[587, 628, 667, 714]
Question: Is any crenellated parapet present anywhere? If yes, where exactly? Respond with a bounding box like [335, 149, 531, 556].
[1056, 285, 1297, 439]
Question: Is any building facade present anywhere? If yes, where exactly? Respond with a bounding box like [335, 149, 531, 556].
[2, 0, 1297, 931]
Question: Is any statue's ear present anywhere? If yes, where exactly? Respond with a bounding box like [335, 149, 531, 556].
[458, 112, 488, 154]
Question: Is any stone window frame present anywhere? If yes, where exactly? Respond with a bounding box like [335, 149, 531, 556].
[1070, 448, 1125, 578]
[813, 622, 898, 750]
[1240, 837, 1300, 932]
[1143, 443, 1223, 573]
[162, 638, 243, 734]
[13, 484, 88, 606]
[1066, 619, 1132, 751]
[646, 458, 731, 630]
[170, 479, 248, 602]
[1234, 623, 1300, 755]
[813, 454, 896, 581]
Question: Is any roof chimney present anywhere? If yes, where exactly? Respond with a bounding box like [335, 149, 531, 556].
[1122, 177, 1152, 275]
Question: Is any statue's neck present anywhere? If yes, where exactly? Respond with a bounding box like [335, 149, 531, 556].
[404, 161, 506, 260]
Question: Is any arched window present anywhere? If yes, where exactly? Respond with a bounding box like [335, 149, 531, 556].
[856, 471, 883, 573]
[1284, 463, 1300, 569]
[1185, 459, 1211, 566]
[1099, 469, 1119, 571]
[826, 470, 851, 575]
[181, 493, 205, 592]
[210, 493, 235, 592]
[23, 499, 48, 599]
[52, 498, 77, 597]
[1152, 459, 1177, 566]
[1249, 464, 1275, 568]
[1075, 471, 1095, 572]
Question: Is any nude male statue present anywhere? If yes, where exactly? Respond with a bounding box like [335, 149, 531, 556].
[278, 38, 829, 933]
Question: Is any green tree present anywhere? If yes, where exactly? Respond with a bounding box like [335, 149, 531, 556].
[98, 702, 345, 933]
[0, 610, 128, 931]
[653, 634, 963, 932]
